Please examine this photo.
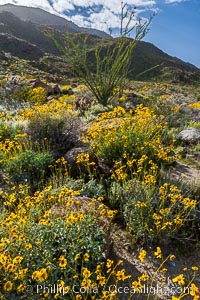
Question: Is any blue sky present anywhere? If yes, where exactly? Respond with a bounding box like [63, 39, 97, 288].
[0, 0, 199, 67]
[145, 0, 200, 67]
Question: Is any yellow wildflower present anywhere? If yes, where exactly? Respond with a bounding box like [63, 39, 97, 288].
[3, 281, 13, 292]
[83, 253, 90, 261]
[59, 255, 67, 269]
[190, 283, 199, 299]
[138, 249, 147, 262]
[172, 274, 185, 286]
[154, 247, 162, 258]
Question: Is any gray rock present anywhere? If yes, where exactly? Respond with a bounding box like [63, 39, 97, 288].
[47, 84, 62, 96]
[64, 147, 110, 178]
[64, 147, 98, 178]
[29, 79, 48, 89]
[177, 128, 200, 143]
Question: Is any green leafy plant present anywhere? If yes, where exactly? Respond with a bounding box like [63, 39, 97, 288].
[3, 149, 54, 188]
[0, 122, 22, 141]
[83, 105, 175, 167]
[109, 179, 198, 244]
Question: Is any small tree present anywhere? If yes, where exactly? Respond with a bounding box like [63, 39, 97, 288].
[66, 2, 152, 106]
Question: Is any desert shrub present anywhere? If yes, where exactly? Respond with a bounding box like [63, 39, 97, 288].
[0, 132, 27, 174]
[27, 110, 81, 156]
[79, 178, 106, 198]
[0, 185, 113, 299]
[3, 82, 46, 107]
[0, 216, 106, 299]
[0, 122, 22, 141]
[83, 103, 114, 121]
[4, 82, 30, 104]
[145, 95, 181, 127]
[26, 87, 47, 104]
[5, 84, 46, 105]
[0, 185, 199, 300]
[186, 120, 200, 129]
[83, 105, 176, 168]
[3, 149, 54, 187]
[108, 179, 198, 244]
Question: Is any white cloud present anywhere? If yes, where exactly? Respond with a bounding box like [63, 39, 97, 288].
[0, 0, 157, 34]
[0, 0, 55, 13]
[3, 0, 180, 35]
[49, 0, 156, 32]
[87, 8, 121, 32]
[53, 0, 74, 12]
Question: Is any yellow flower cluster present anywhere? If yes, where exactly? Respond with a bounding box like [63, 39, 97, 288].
[188, 102, 200, 109]
[26, 87, 46, 104]
[138, 249, 147, 262]
[83, 105, 176, 175]
[0, 181, 119, 297]
[153, 183, 196, 235]
[0, 137, 22, 158]
[17, 98, 74, 122]
[32, 268, 48, 282]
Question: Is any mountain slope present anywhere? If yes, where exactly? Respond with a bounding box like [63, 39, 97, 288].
[84, 37, 200, 83]
[0, 11, 62, 55]
[0, 5, 199, 84]
[0, 4, 109, 38]
[129, 41, 200, 82]
[0, 33, 44, 59]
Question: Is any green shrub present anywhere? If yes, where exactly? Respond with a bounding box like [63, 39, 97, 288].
[3, 150, 54, 187]
[79, 179, 106, 198]
[0, 185, 108, 299]
[0, 122, 22, 141]
[108, 179, 198, 244]
[83, 106, 176, 167]
[27, 111, 81, 156]
[186, 120, 200, 130]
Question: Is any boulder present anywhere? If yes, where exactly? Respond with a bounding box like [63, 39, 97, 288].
[47, 84, 62, 96]
[29, 79, 48, 89]
[64, 147, 110, 178]
[177, 128, 200, 143]
[64, 147, 98, 178]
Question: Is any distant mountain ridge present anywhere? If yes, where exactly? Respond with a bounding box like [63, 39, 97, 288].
[0, 4, 200, 84]
[0, 4, 109, 38]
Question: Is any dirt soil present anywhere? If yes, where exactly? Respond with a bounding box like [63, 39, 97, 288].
[110, 225, 200, 300]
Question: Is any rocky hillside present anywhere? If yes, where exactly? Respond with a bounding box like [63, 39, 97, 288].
[0, 4, 200, 83]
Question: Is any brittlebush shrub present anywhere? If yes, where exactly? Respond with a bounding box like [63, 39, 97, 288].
[26, 87, 47, 104]
[27, 110, 81, 156]
[0, 122, 22, 141]
[3, 149, 54, 188]
[0, 185, 114, 299]
[109, 179, 197, 244]
[83, 105, 176, 169]
[0, 185, 199, 299]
